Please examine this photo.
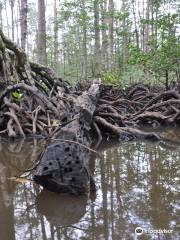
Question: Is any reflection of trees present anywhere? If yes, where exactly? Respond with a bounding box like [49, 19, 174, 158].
[0, 139, 43, 240]
[1, 136, 180, 239]
[105, 142, 180, 239]
[0, 188, 15, 240]
[100, 157, 109, 240]
[88, 140, 180, 239]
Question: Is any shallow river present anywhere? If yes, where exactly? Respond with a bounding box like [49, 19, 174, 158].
[0, 129, 179, 240]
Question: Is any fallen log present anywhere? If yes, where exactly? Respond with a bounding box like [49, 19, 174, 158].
[33, 80, 101, 195]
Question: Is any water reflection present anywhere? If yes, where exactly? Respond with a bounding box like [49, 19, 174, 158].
[0, 138, 43, 240]
[0, 134, 179, 240]
[36, 190, 88, 226]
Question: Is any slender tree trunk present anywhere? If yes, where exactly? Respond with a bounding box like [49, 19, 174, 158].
[144, 0, 150, 52]
[0, 3, 3, 30]
[53, 0, 58, 72]
[16, 1, 20, 45]
[155, 4, 158, 45]
[10, 0, 15, 41]
[5, 1, 10, 38]
[100, 0, 108, 71]
[81, 0, 88, 81]
[76, 25, 81, 81]
[114, 18, 121, 70]
[142, 0, 145, 51]
[122, 0, 128, 70]
[151, 1, 154, 40]
[37, 0, 47, 65]
[108, 0, 114, 71]
[132, 0, 139, 49]
[137, 0, 142, 49]
[63, 49, 66, 76]
[20, 0, 28, 50]
[94, 0, 101, 77]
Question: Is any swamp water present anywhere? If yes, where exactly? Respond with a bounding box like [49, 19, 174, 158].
[0, 129, 179, 240]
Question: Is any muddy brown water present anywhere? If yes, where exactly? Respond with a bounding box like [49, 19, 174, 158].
[0, 129, 179, 240]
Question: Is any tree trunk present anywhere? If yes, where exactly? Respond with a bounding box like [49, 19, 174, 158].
[53, 0, 58, 73]
[37, 0, 47, 65]
[100, 0, 108, 71]
[144, 0, 150, 52]
[93, 0, 101, 77]
[10, 0, 15, 41]
[142, 0, 145, 51]
[122, 0, 129, 70]
[81, 0, 88, 81]
[132, 0, 139, 49]
[0, 2, 3, 30]
[15, 0, 20, 45]
[20, 0, 28, 50]
[5, 1, 10, 38]
[108, 0, 114, 71]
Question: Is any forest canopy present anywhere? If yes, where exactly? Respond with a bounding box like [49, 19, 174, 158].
[0, 0, 179, 86]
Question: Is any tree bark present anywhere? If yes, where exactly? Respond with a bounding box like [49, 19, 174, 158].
[81, 0, 88, 81]
[37, 0, 47, 65]
[53, 0, 58, 73]
[5, 1, 10, 38]
[94, 0, 101, 77]
[10, 0, 15, 41]
[144, 0, 150, 52]
[108, 0, 114, 71]
[33, 80, 101, 195]
[0, 2, 3, 30]
[122, 0, 129, 69]
[100, 0, 108, 71]
[132, 0, 139, 49]
[20, 0, 28, 50]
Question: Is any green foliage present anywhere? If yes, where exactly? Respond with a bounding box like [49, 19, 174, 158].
[128, 10, 179, 86]
[102, 71, 120, 85]
[128, 44, 148, 65]
[12, 90, 23, 100]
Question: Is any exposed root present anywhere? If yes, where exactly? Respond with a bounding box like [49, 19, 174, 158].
[93, 84, 180, 142]
[32, 106, 41, 134]
[0, 83, 59, 115]
[94, 116, 160, 142]
[4, 111, 25, 137]
[1, 31, 180, 144]
[93, 122, 102, 148]
[7, 118, 16, 137]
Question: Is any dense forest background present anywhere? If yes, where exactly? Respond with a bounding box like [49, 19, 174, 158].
[0, 0, 179, 86]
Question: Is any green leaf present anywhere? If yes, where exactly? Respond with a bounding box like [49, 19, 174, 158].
[12, 91, 23, 100]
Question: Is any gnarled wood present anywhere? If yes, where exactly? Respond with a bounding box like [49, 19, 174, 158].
[33, 80, 101, 195]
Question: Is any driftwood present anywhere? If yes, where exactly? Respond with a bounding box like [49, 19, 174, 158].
[33, 80, 100, 195]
